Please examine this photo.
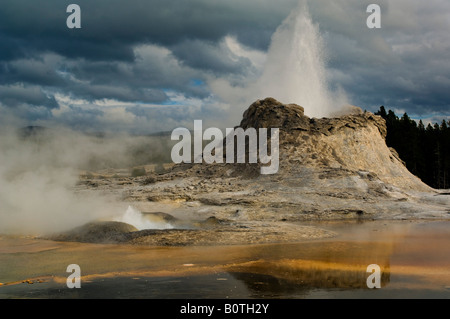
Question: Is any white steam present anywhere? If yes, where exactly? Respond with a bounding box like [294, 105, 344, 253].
[113, 206, 174, 230]
[0, 127, 169, 235]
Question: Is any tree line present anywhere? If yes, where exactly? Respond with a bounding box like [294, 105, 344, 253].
[375, 106, 450, 189]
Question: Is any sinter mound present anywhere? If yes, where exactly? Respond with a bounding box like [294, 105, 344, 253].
[172, 97, 431, 193]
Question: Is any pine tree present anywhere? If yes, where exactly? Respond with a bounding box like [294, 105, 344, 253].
[375, 106, 449, 189]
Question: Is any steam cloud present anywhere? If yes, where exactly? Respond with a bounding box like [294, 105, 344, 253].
[212, 0, 350, 120]
[0, 126, 170, 235]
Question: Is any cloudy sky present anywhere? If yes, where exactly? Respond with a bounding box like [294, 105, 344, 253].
[0, 0, 449, 133]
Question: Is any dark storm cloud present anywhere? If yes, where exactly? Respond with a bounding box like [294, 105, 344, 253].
[0, 56, 63, 86]
[0, 84, 58, 108]
[0, 0, 295, 62]
[73, 84, 167, 104]
[309, 0, 450, 116]
[170, 39, 254, 75]
[0, 0, 449, 130]
[63, 47, 206, 93]
[0, 0, 297, 128]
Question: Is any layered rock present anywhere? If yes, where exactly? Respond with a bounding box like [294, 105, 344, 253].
[241, 98, 428, 192]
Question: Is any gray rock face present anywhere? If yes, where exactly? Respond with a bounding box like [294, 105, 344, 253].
[240, 97, 387, 138]
[198, 97, 425, 192]
[240, 98, 308, 131]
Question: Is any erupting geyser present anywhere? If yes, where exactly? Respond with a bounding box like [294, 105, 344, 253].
[252, 0, 348, 117]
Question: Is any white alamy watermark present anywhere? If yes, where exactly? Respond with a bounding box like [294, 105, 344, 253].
[366, 264, 381, 289]
[366, 4, 381, 29]
[66, 264, 81, 288]
[66, 4, 81, 29]
[171, 120, 279, 175]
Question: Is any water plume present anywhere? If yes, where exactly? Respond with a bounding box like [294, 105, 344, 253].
[254, 0, 348, 117]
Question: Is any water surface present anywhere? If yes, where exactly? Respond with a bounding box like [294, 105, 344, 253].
[0, 220, 449, 298]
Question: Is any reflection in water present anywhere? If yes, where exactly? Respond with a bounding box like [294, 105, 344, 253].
[225, 240, 392, 293]
[0, 220, 449, 298]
